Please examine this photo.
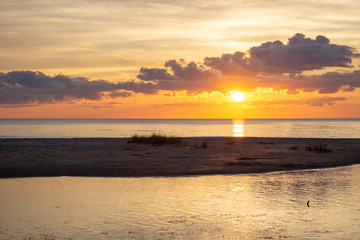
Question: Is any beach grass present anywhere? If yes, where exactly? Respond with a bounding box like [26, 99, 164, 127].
[289, 146, 298, 150]
[128, 133, 185, 146]
[194, 140, 208, 149]
[1, 137, 359, 178]
[306, 144, 333, 153]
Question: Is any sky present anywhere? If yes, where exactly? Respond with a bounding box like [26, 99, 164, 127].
[1, 0, 360, 118]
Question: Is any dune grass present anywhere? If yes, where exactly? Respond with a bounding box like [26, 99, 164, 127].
[194, 140, 208, 149]
[306, 144, 333, 153]
[128, 133, 185, 146]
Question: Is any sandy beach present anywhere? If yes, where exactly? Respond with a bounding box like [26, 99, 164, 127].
[1, 137, 360, 178]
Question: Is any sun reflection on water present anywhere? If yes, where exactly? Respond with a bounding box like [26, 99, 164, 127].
[232, 119, 244, 137]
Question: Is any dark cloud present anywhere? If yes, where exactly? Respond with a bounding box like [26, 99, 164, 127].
[1, 34, 360, 106]
[138, 59, 216, 83]
[205, 33, 357, 74]
[164, 59, 215, 80]
[203, 51, 254, 76]
[116, 80, 158, 94]
[131, 33, 360, 95]
[250, 33, 355, 73]
[134, 59, 218, 92]
[137, 67, 175, 81]
[108, 90, 133, 98]
[0, 71, 142, 105]
[257, 70, 360, 94]
[298, 71, 360, 94]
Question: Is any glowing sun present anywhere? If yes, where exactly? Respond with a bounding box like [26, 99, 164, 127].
[230, 91, 245, 102]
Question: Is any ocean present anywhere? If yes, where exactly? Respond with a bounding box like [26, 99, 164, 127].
[0, 118, 359, 138]
[1, 119, 360, 239]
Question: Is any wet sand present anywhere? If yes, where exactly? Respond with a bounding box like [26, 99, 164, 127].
[0, 137, 360, 178]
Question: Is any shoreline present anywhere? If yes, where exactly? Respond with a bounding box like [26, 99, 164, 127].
[3, 164, 360, 180]
[1, 137, 360, 178]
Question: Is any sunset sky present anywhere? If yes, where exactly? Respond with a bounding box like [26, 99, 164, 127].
[1, 0, 360, 118]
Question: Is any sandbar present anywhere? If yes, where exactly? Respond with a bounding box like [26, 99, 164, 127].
[1, 137, 360, 178]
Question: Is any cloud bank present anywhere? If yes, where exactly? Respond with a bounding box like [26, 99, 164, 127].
[0, 71, 135, 104]
[205, 33, 356, 75]
[136, 33, 360, 94]
[1, 34, 359, 105]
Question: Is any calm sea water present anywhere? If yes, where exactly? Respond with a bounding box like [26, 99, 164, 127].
[0, 119, 359, 138]
[1, 165, 359, 239]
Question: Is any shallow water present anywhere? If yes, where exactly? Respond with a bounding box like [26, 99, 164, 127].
[0, 118, 359, 138]
[1, 165, 360, 239]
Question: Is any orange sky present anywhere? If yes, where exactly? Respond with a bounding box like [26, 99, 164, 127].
[1, 0, 360, 118]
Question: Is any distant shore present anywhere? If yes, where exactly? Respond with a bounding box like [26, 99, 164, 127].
[1, 137, 360, 178]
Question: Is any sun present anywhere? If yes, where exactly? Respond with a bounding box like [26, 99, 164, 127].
[230, 91, 245, 102]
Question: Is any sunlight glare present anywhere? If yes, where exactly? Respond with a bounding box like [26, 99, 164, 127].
[230, 91, 245, 102]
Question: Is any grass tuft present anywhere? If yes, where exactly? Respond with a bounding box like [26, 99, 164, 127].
[194, 140, 208, 149]
[306, 144, 333, 153]
[128, 133, 185, 146]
